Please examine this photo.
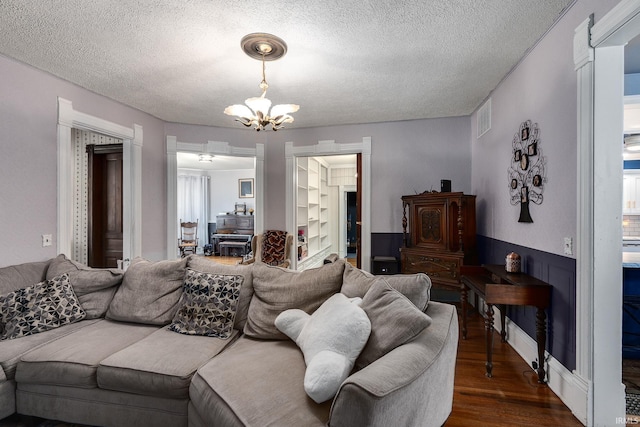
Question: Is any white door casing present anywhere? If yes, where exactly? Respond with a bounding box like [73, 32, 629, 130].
[166, 136, 264, 259]
[574, 1, 640, 424]
[57, 97, 142, 266]
[285, 138, 372, 271]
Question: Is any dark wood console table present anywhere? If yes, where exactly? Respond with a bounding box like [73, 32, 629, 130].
[460, 264, 551, 383]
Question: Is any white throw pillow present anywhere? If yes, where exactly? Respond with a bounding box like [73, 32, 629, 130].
[275, 293, 371, 403]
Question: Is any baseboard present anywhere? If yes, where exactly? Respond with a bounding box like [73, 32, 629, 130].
[490, 305, 588, 425]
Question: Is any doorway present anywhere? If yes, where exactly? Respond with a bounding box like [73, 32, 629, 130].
[295, 153, 359, 270]
[175, 152, 255, 257]
[87, 144, 123, 268]
[285, 138, 371, 271]
[58, 98, 142, 266]
[622, 34, 640, 419]
[346, 191, 357, 265]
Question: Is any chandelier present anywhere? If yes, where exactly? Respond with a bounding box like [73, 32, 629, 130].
[224, 33, 299, 131]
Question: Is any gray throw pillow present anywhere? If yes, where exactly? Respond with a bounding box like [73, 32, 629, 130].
[187, 256, 254, 331]
[341, 263, 431, 310]
[46, 254, 123, 319]
[169, 269, 243, 338]
[106, 257, 188, 325]
[0, 259, 51, 296]
[355, 278, 432, 369]
[0, 273, 86, 340]
[244, 261, 345, 340]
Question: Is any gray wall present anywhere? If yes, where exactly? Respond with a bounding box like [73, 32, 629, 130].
[0, 54, 167, 265]
[167, 117, 472, 236]
[470, 0, 620, 258]
[0, 49, 472, 268]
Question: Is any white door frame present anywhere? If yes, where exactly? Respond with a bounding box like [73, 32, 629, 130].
[574, 1, 640, 424]
[166, 136, 264, 259]
[57, 97, 142, 264]
[285, 137, 372, 271]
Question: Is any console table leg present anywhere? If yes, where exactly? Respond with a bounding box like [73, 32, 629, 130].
[485, 303, 494, 378]
[461, 285, 468, 340]
[499, 304, 507, 343]
[536, 307, 547, 383]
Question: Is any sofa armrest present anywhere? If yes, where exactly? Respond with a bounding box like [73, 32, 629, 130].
[329, 302, 458, 427]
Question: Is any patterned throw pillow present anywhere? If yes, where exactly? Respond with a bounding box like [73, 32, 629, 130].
[0, 273, 86, 340]
[261, 230, 288, 266]
[169, 269, 243, 338]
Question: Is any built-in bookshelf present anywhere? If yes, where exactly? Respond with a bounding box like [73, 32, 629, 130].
[297, 157, 331, 269]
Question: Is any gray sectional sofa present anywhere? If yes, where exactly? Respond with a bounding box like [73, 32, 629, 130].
[0, 254, 459, 427]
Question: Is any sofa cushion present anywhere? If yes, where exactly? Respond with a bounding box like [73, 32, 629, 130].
[244, 261, 345, 340]
[341, 263, 431, 310]
[106, 257, 188, 325]
[0, 319, 100, 380]
[355, 279, 432, 369]
[186, 256, 254, 331]
[15, 319, 159, 388]
[0, 273, 86, 340]
[0, 259, 50, 296]
[0, 373, 14, 420]
[98, 326, 239, 399]
[190, 337, 330, 427]
[275, 293, 370, 403]
[16, 383, 189, 427]
[169, 269, 243, 338]
[46, 254, 123, 319]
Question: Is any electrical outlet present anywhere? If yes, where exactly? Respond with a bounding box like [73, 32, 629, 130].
[563, 237, 573, 255]
[42, 234, 52, 247]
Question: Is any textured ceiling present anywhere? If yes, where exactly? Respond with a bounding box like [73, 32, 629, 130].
[0, 0, 574, 129]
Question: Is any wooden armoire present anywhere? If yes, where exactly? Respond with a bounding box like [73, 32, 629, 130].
[400, 192, 477, 290]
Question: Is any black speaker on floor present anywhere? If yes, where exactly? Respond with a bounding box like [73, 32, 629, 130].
[208, 222, 217, 245]
[441, 179, 451, 193]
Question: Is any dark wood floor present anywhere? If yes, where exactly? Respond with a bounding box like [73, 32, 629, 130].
[447, 308, 582, 426]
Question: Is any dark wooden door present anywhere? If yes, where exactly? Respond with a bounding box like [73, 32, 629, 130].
[356, 153, 362, 269]
[87, 144, 123, 268]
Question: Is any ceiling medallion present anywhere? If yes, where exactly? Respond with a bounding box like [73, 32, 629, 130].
[224, 33, 299, 131]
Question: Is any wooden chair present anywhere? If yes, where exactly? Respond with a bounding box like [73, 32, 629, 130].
[178, 219, 198, 257]
[240, 230, 293, 268]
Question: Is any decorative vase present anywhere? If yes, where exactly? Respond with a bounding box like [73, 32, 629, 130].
[505, 252, 521, 273]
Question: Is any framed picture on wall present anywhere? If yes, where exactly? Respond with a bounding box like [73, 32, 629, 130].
[239, 178, 254, 198]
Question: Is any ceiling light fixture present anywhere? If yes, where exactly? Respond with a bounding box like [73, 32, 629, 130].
[198, 154, 215, 162]
[224, 33, 299, 131]
[626, 135, 640, 151]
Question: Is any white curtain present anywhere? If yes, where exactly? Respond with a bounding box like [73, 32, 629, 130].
[177, 174, 209, 250]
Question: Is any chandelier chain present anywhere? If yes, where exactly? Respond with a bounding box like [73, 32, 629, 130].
[259, 53, 269, 93]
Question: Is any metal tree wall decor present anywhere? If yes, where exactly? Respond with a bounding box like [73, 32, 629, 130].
[508, 120, 546, 223]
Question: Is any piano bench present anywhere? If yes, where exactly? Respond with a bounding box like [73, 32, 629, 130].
[219, 241, 250, 257]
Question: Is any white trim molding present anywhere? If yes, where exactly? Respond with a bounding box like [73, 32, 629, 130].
[572, 16, 595, 426]
[57, 97, 142, 264]
[166, 136, 264, 259]
[285, 137, 372, 271]
[574, 1, 640, 424]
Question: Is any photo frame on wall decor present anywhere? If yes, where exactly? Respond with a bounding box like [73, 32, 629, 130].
[239, 178, 254, 198]
[507, 119, 546, 223]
